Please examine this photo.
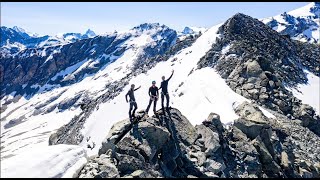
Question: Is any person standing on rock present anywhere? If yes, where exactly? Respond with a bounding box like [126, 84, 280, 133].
[145, 81, 159, 115]
[159, 70, 174, 111]
[126, 84, 141, 121]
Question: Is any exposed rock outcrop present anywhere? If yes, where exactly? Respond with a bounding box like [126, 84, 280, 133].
[78, 104, 320, 178]
[197, 13, 320, 136]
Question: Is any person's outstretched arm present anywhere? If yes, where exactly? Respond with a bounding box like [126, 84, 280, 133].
[167, 70, 174, 81]
[156, 87, 159, 97]
[134, 85, 141, 91]
[125, 91, 129, 103]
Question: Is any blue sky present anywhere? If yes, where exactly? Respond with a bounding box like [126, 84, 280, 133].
[1, 2, 310, 36]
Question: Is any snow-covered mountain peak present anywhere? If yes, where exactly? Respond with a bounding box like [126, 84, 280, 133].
[287, 2, 320, 18]
[132, 23, 162, 31]
[182, 26, 195, 34]
[12, 26, 26, 34]
[261, 2, 319, 43]
[130, 23, 170, 35]
[177, 26, 207, 41]
[181, 26, 207, 35]
[12, 26, 38, 38]
[84, 29, 96, 38]
[123, 23, 177, 45]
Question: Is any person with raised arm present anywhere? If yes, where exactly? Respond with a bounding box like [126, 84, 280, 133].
[125, 84, 141, 121]
[159, 70, 174, 111]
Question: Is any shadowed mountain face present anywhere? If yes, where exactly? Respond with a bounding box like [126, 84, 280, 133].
[0, 24, 177, 98]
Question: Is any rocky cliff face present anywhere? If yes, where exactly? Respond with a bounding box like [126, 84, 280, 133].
[77, 105, 320, 178]
[197, 13, 320, 136]
[0, 34, 124, 98]
[0, 24, 177, 99]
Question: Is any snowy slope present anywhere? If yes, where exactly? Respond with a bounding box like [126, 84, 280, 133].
[79, 23, 249, 156]
[286, 70, 320, 114]
[1, 144, 87, 178]
[288, 2, 319, 17]
[262, 2, 320, 43]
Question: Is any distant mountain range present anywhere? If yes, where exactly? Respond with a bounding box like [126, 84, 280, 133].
[262, 2, 320, 43]
[2, 2, 319, 55]
[0, 26, 97, 54]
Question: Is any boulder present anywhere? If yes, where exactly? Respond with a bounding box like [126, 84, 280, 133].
[116, 153, 145, 174]
[281, 151, 289, 169]
[195, 125, 220, 156]
[252, 136, 280, 176]
[247, 89, 259, 99]
[259, 94, 269, 101]
[243, 83, 255, 90]
[204, 159, 226, 174]
[204, 171, 219, 178]
[295, 104, 315, 127]
[166, 108, 199, 146]
[268, 80, 275, 88]
[246, 60, 263, 76]
[234, 101, 269, 124]
[136, 119, 171, 160]
[205, 112, 224, 132]
[299, 167, 313, 178]
[189, 151, 206, 166]
[79, 154, 119, 178]
[99, 118, 132, 155]
[234, 118, 270, 140]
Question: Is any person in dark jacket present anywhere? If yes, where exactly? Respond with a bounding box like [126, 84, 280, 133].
[145, 80, 159, 114]
[126, 84, 141, 121]
[159, 70, 174, 111]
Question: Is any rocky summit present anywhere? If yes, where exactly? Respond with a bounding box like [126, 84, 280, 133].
[197, 13, 320, 136]
[77, 105, 320, 178]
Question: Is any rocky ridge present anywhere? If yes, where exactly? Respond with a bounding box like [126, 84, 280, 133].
[77, 104, 320, 178]
[0, 24, 177, 99]
[197, 13, 320, 136]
